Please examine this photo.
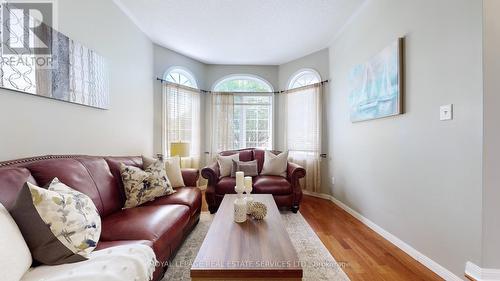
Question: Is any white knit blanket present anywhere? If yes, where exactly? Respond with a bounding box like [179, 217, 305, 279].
[21, 244, 157, 281]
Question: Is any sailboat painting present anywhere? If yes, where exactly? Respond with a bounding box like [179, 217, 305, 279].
[349, 38, 404, 122]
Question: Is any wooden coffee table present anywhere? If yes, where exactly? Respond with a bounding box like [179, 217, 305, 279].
[191, 194, 303, 281]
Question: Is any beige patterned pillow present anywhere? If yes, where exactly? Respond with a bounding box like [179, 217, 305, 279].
[10, 178, 101, 265]
[120, 160, 174, 208]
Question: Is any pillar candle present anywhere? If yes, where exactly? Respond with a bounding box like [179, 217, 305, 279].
[236, 171, 244, 188]
[244, 176, 252, 192]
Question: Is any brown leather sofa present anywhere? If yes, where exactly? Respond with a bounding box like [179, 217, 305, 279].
[201, 148, 305, 214]
[0, 155, 201, 281]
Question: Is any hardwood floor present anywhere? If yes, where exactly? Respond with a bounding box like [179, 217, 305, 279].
[200, 191, 443, 281]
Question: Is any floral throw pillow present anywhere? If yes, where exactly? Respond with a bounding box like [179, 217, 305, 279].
[120, 160, 174, 208]
[10, 178, 101, 265]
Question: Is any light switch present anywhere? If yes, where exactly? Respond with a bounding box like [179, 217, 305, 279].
[440, 104, 453, 121]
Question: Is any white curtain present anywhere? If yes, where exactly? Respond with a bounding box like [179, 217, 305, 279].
[209, 92, 235, 158]
[162, 83, 201, 168]
[282, 84, 322, 193]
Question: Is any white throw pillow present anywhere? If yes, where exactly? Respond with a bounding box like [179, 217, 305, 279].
[165, 156, 185, 188]
[217, 154, 239, 178]
[261, 150, 289, 177]
[0, 203, 32, 281]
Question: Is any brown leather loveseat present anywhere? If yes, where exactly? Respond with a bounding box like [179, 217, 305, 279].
[0, 155, 202, 281]
[201, 148, 305, 214]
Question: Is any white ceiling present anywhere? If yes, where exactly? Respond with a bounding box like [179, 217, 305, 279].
[114, 0, 365, 65]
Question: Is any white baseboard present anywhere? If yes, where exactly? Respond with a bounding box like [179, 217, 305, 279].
[465, 261, 500, 281]
[302, 191, 464, 281]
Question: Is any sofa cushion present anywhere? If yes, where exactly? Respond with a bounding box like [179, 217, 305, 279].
[253, 176, 292, 195]
[0, 167, 37, 210]
[215, 177, 237, 194]
[220, 149, 253, 162]
[26, 158, 104, 214]
[253, 149, 266, 173]
[100, 204, 190, 261]
[143, 187, 201, 217]
[76, 157, 122, 217]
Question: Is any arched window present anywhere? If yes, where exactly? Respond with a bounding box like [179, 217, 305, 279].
[288, 68, 321, 89]
[162, 66, 200, 166]
[213, 75, 273, 92]
[164, 67, 198, 88]
[211, 75, 273, 150]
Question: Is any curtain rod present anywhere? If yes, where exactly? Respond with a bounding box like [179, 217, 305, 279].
[156, 77, 329, 94]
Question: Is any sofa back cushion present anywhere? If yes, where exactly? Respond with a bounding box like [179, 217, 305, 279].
[0, 167, 38, 210]
[0, 155, 148, 217]
[77, 157, 122, 216]
[105, 156, 143, 209]
[253, 149, 266, 173]
[220, 149, 253, 162]
[26, 158, 105, 214]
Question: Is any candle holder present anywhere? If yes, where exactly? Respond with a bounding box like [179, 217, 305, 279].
[243, 176, 253, 214]
[234, 171, 247, 223]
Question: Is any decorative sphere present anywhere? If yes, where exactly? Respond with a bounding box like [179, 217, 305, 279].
[249, 201, 267, 220]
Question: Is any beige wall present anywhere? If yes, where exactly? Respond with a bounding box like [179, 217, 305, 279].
[328, 0, 483, 276]
[482, 0, 500, 269]
[0, 0, 154, 160]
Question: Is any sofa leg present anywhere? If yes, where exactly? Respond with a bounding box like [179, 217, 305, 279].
[208, 205, 218, 214]
[291, 205, 299, 213]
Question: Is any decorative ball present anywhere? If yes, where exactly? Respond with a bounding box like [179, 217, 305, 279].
[249, 201, 267, 220]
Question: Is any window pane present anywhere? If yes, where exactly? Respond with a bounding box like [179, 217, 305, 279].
[164, 68, 198, 88]
[214, 76, 272, 92]
[247, 142, 257, 148]
[258, 108, 269, 119]
[258, 132, 269, 142]
[246, 131, 257, 142]
[258, 120, 268, 130]
[289, 70, 321, 89]
[246, 120, 257, 130]
[246, 109, 257, 119]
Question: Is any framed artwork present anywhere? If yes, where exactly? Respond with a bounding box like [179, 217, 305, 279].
[0, 3, 109, 109]
[349, 37, 404, 122]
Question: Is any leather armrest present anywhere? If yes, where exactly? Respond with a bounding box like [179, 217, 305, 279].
[181, 168, 199, 187]
[201, 162, 220, 186]
[287, 162, 306, 183]
[287, 162, 305, 207]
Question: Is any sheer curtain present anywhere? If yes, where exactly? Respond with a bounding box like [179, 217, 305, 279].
[209, 92, 235, 158]
[162, 83, 201, 168]
[282, 83, 323, 193]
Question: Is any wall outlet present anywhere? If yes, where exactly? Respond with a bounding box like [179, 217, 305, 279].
[331, 177, 335, 185]
[440, 104, 453, 121]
